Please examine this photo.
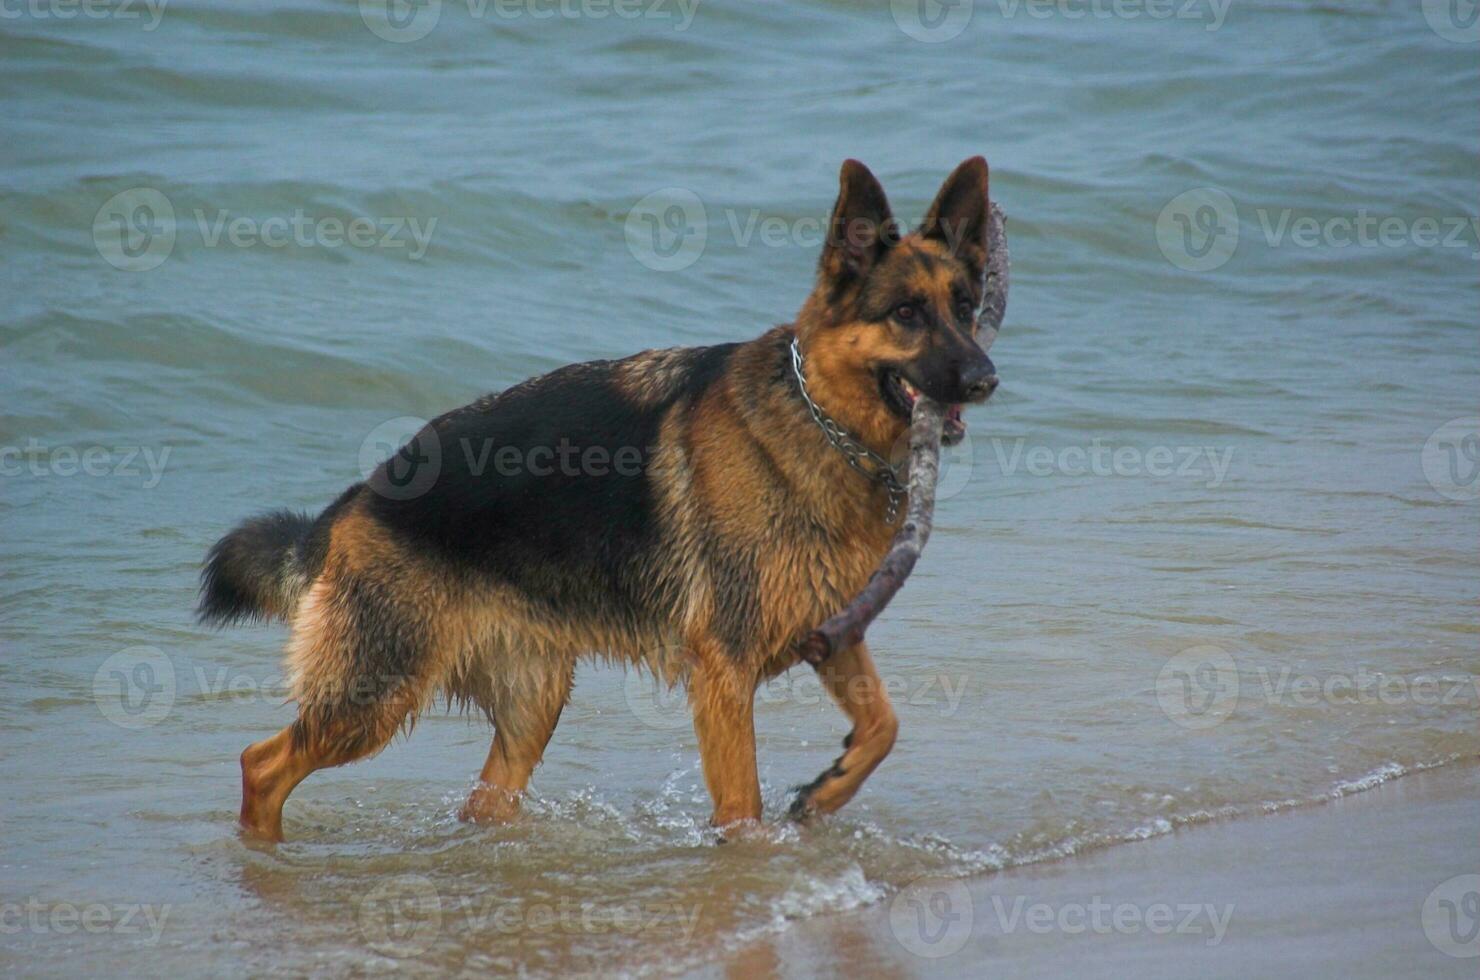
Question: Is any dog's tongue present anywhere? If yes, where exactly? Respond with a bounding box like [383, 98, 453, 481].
[941, 404, 967, 444]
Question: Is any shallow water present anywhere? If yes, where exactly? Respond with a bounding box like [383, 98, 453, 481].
[2, 1, 1476, 976]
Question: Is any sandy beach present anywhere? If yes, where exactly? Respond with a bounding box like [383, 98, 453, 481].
[715, 764, 1480, 978]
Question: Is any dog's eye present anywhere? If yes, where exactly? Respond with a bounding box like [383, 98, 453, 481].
[894, 303, 916, 322]
[956, 299, 974, 322]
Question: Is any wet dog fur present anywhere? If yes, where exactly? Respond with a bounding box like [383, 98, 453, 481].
[199, 158, 999, 841]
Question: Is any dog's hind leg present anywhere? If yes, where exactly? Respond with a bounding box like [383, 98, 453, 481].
[787, 642, 898, 821]
[234, 500, 472, 841]
[239, 678, 428, 842]
[459, 656, 575, 824]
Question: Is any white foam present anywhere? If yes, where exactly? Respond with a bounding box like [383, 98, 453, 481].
[1329, 761, 1407, 797]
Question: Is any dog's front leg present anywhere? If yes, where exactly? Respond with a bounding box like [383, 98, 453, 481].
[688, 645, 763, 829]
[789, 641, 899, 820]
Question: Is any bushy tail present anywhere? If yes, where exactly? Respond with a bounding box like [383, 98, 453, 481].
[198, 510, 315, 626]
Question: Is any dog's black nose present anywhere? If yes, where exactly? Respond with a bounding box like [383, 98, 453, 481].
[960, 359, 999, 402]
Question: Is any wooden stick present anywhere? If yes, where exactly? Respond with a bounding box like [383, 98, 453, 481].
[798, 203, 1009, 667]
[979, 202, 1010, 346]
[798, 399, 946, 665]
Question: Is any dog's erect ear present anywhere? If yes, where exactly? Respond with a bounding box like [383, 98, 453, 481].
[920, 156, 990, 286]
[819, 159, 898, 286]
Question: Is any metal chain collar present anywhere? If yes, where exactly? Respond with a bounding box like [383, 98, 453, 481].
[789, 337, 906, 521]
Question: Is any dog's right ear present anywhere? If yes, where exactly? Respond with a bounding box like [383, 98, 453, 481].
[818, 159, 897, 287]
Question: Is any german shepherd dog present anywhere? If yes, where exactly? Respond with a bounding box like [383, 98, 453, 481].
[200, 158, 999, 841]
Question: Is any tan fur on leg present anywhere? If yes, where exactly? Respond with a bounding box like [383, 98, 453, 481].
[239, 710, 405, 842]
[688, 642, 763, 828]
[789, 642, 898, 820]
[460, 658, 574, 824]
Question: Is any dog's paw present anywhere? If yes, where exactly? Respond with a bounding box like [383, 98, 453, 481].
[787, 777, 830, 822]
[711, 817, 768, 844]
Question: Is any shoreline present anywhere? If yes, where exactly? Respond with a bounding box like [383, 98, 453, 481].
[711, 762, 1480, 978]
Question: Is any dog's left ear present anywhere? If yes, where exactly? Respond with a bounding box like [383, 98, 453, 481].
[920, 156, 990, 286]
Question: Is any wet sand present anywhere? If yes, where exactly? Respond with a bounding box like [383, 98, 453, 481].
[714, 764, 1480, 978]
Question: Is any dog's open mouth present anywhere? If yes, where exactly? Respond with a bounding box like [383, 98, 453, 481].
[880, 369, 967, 446]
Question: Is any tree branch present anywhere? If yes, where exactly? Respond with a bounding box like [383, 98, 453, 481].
[798, 202, 1009, 666]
